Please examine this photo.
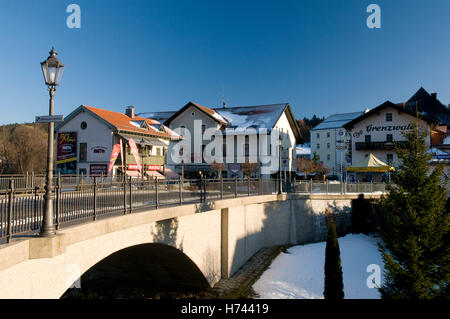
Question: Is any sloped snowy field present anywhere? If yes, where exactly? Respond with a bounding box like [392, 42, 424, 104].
[253, 234, 384, 299]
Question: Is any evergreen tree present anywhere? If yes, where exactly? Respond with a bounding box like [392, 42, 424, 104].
[378, 124, 450, 299]
[324, 217, 344, 300]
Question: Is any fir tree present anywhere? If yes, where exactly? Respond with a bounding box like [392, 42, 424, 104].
[324, 216, 344, 300]
[378, 124, 450, 299]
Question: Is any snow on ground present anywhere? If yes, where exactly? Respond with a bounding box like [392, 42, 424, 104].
[253, 234, 384, 299]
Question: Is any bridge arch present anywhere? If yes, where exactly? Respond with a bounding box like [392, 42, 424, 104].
[62, 243, 210, 298]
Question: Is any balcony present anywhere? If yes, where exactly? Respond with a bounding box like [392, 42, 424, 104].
[355, 141, 409, 151]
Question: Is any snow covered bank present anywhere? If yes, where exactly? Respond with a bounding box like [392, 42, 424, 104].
[253, 234, 384, 299]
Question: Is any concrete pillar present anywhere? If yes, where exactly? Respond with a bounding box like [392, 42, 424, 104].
[220, 207, 229, 279]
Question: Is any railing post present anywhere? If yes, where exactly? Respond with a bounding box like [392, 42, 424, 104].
[7, 179, 14, 243]
[155, 177, 159, 209]
[123, 175, 127, 215]
[357, 180, 360, 193]
[56, 173, 61, 229]
[33, 186, 39, 229]
[179, 176, 183, 205]
[370, 181, 373, 193]
[259, 176, 262, 195]
[93, 176, 97, 221]
[234, 176, 238, 198]
[293, 177, 296, 193]
[31, 172, 35, 190]
[203, 177, 207, 202]
[247, 175, 251, 196]
[129, 176, 133, 213]
[220, 175, 224, 200]
[326, 180, 328, 194]
[310, 178, 313, 193]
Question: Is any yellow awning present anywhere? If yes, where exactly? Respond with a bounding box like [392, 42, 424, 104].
[346, 154, 395, 172]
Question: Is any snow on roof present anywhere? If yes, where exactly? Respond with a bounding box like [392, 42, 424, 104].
[215, 104, 287, 130]
[312, 111, 365, 130]
[296, 145, 311, 155]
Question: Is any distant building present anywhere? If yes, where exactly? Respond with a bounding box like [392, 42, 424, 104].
[142, 102, 301, 178]
[55, 105, 176, 178]
[343, 101, 437, 170]
[403, 87, 450, 126]
[296, 144, 311, 160]
[310, 111, 366, 179]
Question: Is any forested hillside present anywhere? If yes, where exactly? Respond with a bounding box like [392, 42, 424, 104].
[0, 123, 48, 174]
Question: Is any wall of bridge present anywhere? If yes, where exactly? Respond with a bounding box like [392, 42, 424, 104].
[0, 193, 380, 298]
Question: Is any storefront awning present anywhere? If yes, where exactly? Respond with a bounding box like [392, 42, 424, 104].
[346, 154, 395, 172]
[146, 170, 165, 179]
[118, 134, 167, 147]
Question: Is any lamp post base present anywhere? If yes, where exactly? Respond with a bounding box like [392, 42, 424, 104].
[39, 226, 56, 237]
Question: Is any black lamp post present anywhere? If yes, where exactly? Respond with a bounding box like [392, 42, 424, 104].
[39, 47, 64, 237]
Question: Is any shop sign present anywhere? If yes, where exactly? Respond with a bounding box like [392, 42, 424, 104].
[90, 164, 107, 176]
[127, 164, 142, 170]
[147, 165, 161, 171]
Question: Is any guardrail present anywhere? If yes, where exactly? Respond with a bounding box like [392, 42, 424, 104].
[292, 180, 388, 194]
[0, 176, 279, 243]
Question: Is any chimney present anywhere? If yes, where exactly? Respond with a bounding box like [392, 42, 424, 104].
[431, 93, 437, 100]
[125, 106, 135, 118]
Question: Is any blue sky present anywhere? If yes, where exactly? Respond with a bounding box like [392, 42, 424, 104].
[1, 0, 450, 125]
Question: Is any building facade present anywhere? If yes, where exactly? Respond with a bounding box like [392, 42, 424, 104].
[142, 102, 301, 178]
[55, 105, 175, 178]
[310, 111, 365, 179]
[343, 101, 436, 168]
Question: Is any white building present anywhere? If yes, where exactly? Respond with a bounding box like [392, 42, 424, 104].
[310, 111, 365, 179]
[343, 101, 436, 170]
[141, 102, 301, 178]
[55, 105, 175, 178]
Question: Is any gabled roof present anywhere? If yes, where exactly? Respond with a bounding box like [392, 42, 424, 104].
[343, 101, 437, 130]
[404, 87, 450, 125]
[164, 101, 228, 126]
[312, 111, 365, 130]
[144, 102, 301, 143]
[56, 105, 171, 139]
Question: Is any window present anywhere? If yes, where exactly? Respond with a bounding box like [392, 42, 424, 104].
[365, 154, 369, 157]
[79, 143, 87, 162]
[202, 124, 206, 133]
[79, 168, 87, 175]
[365, 135, 371, 142]
[179, 147, 183, 156]
[316, 133, 320, 139]
[327, 132, 330, 138]
[156, 147, 161, 156]
[386, 134, 393, 142]
[386, 113, 393, 121]
[80, 121, 87, 130]
[387, 154, 393, 163]
[317, 143, 320, 149]
[327, 154, 331, 161]
[327, 142, 330, 149]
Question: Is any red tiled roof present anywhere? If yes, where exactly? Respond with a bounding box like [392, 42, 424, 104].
[83, 105, 171, 138]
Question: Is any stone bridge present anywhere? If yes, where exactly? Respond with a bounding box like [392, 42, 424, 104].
[0, 193, 381, 298]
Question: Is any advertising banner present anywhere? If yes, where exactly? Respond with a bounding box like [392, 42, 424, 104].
[107, 144, 122, 176]
[147, 165, 162, 171]
[56, 132, 77, 174]
[128, 138, 142, 173]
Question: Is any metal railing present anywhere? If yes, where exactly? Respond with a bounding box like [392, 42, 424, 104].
[0, 176, 279, 243]
[292, 180, 387, 194]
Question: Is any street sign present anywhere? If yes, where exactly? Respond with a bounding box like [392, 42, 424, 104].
[35, 115, 64, 123]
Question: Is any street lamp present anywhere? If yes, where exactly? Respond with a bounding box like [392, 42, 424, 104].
[39, 47, 64, 237]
